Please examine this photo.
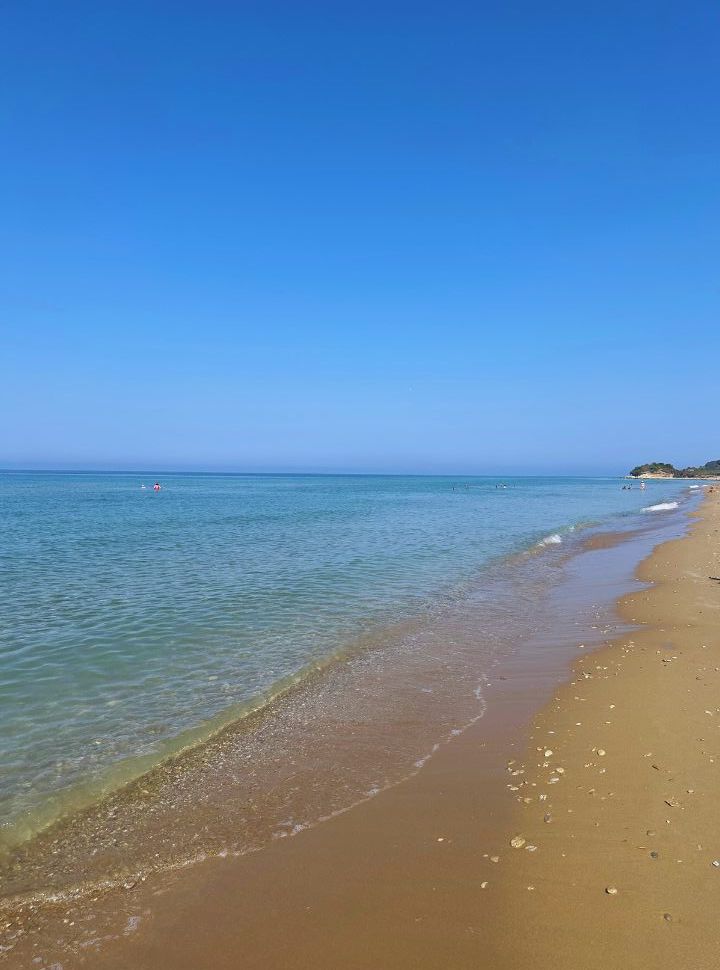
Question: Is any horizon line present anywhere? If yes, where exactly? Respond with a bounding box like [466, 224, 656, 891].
[0, 466, 632, 478]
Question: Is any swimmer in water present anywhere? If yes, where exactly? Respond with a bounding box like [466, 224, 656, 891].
[153, 482, 161, 491]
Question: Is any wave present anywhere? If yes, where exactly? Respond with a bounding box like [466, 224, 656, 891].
[642, 502, 679, 512]
[537, 533, 563, 546]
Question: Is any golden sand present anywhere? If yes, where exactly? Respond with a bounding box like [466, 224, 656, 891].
[490, 488, 720, 968]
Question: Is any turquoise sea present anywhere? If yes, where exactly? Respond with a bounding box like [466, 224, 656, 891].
[0, 472, 695, 851]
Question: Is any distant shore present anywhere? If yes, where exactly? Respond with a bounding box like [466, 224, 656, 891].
[627, 472, 720, 480]
[628, 458, 720, 479]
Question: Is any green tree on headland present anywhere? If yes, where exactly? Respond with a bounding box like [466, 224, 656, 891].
[629, 459, 720, 478]
[629, 462, 676, 477]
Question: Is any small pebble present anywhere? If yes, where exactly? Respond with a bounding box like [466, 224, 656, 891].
[543, 814, 553, 823]
[606, 886, 618, 895]
[650, 851, 659, 860]
[490, 855, 500, 863]
[480, 881, 488, 889]
[510, 835, 526, 849]
[597, 749, 606, 757]
[663, 913, 672, 923]
[712, 860, 720, 868]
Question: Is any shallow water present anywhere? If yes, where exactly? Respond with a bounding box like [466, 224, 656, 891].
[0, 472, 692, 850]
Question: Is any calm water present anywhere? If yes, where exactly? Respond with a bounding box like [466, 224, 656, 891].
[0, 472, 692, 846]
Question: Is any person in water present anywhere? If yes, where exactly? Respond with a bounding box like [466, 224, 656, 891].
[153, 482, 161, 491]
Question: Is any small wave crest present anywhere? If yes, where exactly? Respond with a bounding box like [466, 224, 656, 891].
[537, 533, 562, 547]
[642, 502, 679, 512]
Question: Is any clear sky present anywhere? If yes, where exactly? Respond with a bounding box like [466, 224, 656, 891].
[2, 1, 718, 474]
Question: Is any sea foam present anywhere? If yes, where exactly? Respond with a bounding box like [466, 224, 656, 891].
[538, 533, 563, 546]
[642, 502, 679, 512]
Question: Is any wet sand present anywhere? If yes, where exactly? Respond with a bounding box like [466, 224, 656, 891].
[6, 494, 717, 969]
[581, 529, 640, 551]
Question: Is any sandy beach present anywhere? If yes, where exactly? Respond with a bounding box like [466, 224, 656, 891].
[4, 490, 718, 969]
[98, 490, 719, 969]
[491, 486, 720, 969]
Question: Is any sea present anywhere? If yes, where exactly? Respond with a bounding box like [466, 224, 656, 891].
[0, 471, 699, 903]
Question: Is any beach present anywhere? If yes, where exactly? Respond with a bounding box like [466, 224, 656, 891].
[493, 485, 720, 968]
[78, 490, 718, 970]
[2, 483, 716, 967]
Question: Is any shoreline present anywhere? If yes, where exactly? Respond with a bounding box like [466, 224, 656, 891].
[2, 494, 706, 968]
[489, 487, 720, 967]
[0, 503, 646, 861]
[0, 503, 672, 895]
[90, 493, 714, 969]
[0, 475, 692, 871]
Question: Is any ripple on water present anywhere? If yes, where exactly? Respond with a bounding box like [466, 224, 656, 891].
[0, 473, 695, 855]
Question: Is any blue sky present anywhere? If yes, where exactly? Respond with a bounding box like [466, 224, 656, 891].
[2, 1, 718, 473]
